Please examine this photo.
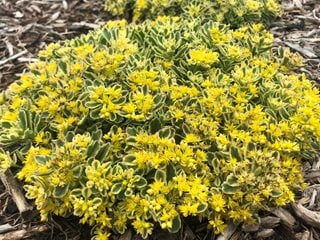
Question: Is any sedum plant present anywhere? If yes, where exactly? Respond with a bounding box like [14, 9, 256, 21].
[104, 0, 280, 26]
[0, 17, 320, 239]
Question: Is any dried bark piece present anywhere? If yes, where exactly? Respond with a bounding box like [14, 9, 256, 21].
[0, 50, 28, 66]
[284, 42, 318, 58]
[260, 216, 281, 229]
[0, 224, 16, 234]
[295, 230, 312, 240]
[304, 169, 320, 179]
[0, 224, 48, 240]
[256, 229, 275, 238]
[217, 224, 237, 240]
[0, 170, 33, 220]
[241, 223, 259, 233]
[272, 208, 296, 228]
[292, 203, 320, 229]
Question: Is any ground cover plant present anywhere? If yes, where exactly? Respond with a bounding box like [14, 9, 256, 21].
[104, 0, 280, 26]
[1, 0, 320, 240]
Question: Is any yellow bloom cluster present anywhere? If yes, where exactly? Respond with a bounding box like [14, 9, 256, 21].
[104, 0, 280, 26]
[0, 16, 319, 239]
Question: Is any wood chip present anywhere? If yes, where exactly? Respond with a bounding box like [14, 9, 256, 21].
[0, 224, 16, 234]
[241, 223, 259, 233]
[217, 223, 237, 240]
[260, 216, 281, 229]
[296, 230, 312, 240]
[284, 42, 318, 58]
[0, 170, 33, 220]
[4, 40, 14, 56]
[292, 203, 320, 229]
[48, 11, 60, 23]
[0, 224, 48, 240]
[272, 208, 296, 227]
[304, 169, 320, 179]
[256, 229, 275, 238]
[0, 50, 28, 66]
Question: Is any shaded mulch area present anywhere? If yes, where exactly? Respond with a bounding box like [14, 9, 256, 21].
[1, 0, 320, 239]
[272, 0, 320, 83]
[0, 0, 112, 90]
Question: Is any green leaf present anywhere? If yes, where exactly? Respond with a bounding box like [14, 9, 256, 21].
[92, 129, 102, 141]
[197, 203, 208, 213]
[270, 189, 283, 197]
[125, 188, 133, 197]
[166, 163, 176, 182]
[230, 146, 242, 161]
[58, 61, 67, 74]
[1, 121, 13, 129]
[168, 215, 181, 233]
[92, 197, 102, 207]
[155, 169, 166, 182]
[123, 154, 136, 166]
[70, 189, 82, 198]
[134, 176, 147, 189]
[149, 117, 162, 134]
[18, 110, 28, 130]
[35, 155, 51, 165]
[53, 185, 69, 198]
[225, 174, 240, 187]
[111, 182, 123, 194]
[127, 127, 138, 136]
[95, 143, 110, 161]
[82, 187, 92, 198]
[126, 136, 137, 146]
[85, 101, 101, 109]
[72, 165, 83, 178]
[65, 131, 75, 142]
[214, 177, 221, 187]
[221, 183, 239, 194]
[87, 141, 100, 158]
[158, 127, 173, 139]
[279, 108, 290, 120]
[182, 123, 191, 134]
[265, 108, 277, 119]
[89, 108, 101, 119]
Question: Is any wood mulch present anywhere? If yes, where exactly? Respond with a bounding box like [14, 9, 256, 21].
[1, 0, 320, 239]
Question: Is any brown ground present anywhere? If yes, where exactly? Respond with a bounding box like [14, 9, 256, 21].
[1, 0, 320, 239]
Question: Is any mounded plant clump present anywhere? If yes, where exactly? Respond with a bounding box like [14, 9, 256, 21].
[1, 17, 320, 239]
[104, 0, 280, 26]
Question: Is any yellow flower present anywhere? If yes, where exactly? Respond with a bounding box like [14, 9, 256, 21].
[1, 111, 18, 121]
[209, 216, 226, 234]
[245, 0, 261, 10]
[211, 193, 226, 212]
[147, 180, 166, 195]
[178, 202, 199, 217]
[35, 131, 49, 145]
[132, 218, 153, 237]
[189, 49, 219, 66]
[0, 152, 11, 172]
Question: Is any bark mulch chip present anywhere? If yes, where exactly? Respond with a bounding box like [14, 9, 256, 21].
[1, 0, 320, 239]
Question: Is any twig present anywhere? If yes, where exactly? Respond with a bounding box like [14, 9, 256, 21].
[0, 50, 28, 66]
[0, 224, 48, 240]
[0, 170, 33, 220]
[284, 42, 317, 58]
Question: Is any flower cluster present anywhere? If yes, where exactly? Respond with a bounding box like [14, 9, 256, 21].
[0, 16, 319, 240]
[104, 0, 280, 26]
